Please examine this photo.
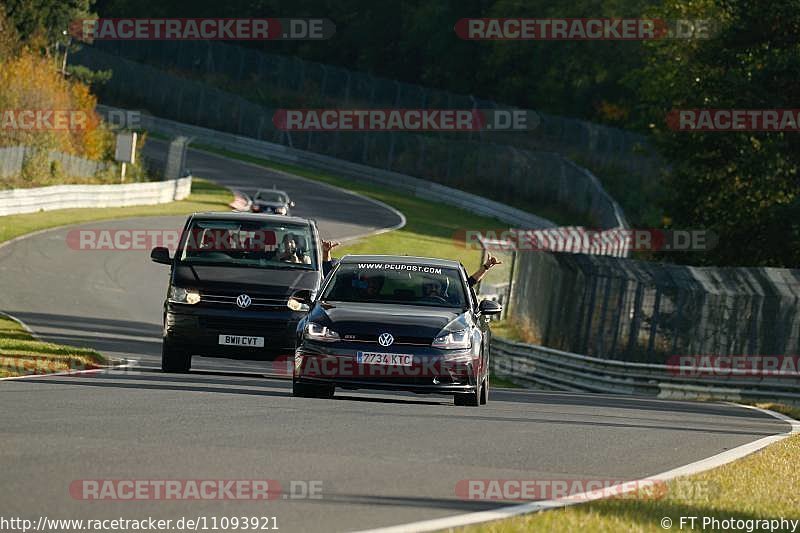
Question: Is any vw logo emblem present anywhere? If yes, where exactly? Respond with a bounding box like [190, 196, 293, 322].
[236, 294, 252, 309]
[378, 333, 394, 347]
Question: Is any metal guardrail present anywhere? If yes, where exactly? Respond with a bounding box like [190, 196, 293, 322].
[492, 337, 800, 404]
[0, 177, 192, 216]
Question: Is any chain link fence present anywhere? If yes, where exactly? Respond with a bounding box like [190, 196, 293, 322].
[510, 251, 800, 363]
[0, 145, 107, 180]
[83, 39, 656, 178]
[72, 45, 627, 230]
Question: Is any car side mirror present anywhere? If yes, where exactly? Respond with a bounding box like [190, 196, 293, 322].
[289, 201, 296, 208]
[478, 299, 502, 316]
[291, 289, 314, 304]
[150, 247, 172, 265]
[287, 289, 314, 312]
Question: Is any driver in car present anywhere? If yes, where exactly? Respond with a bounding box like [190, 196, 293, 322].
[421, 277, 451, 302]
[278, 233, 311, 264]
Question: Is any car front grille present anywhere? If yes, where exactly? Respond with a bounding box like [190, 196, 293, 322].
[200, 292, 288, 310]
[339, 334, 432, 346]
[198, 317, 291, 334]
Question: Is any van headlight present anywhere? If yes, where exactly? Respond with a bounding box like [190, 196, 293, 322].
[431, 329, 471, 350]
[169, 286, 200, 305]
[287, 298, 309, 312]
[304, 322, 340, 342]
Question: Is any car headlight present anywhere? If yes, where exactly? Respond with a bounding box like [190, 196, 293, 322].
[169, 286, 200, 305]
[304, 322, 340, 342]
[274, 206, 287, 215]
[287, 297, 309, 312]
[431, 329, 471, 350]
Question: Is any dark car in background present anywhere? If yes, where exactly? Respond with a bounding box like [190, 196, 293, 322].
[292, 255, 502, 406]
[251, 188, 294, 215]
[150, 212, 322, 372]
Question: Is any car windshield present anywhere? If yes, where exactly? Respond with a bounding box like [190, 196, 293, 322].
[178, 219, 316, 270]
[322, 262, 466, 308]
[255, 191, 287, 203]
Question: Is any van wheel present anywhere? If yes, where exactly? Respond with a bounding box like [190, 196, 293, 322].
[293, 381, 335, 399]
[161, 341, 191, 373]
[480, 378, 489, 405]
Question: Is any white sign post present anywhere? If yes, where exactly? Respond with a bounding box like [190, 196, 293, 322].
[114, 132, 137, 182]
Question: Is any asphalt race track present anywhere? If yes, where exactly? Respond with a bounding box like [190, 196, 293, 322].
[0, 141, 791, 532]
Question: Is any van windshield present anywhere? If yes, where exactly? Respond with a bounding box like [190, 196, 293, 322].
[178, 219, 317, 270]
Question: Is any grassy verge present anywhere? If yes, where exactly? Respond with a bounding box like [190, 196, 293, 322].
[489, 319, 528, 343]
[0, 315, 106, 378]
[0, 178, 233, 244]
[458, 404, 800, 532]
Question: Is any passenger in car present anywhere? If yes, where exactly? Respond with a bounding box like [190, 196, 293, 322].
[467, 253, 502, 287]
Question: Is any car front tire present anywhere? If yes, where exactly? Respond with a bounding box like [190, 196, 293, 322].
[161, 341, 191, 373]
[454, 386, 480, 407]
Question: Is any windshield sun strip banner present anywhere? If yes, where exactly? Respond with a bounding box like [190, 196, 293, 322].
[355, 263, 445, 275]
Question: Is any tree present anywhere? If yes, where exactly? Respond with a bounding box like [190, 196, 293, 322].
[4, 0, 95, 55]
[634, 0, 800, 267]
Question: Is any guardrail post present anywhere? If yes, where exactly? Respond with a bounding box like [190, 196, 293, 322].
[596, 275, 613, 357]
[581, 274, 599, 355]
[646, 288, 662, 361]
[626, 284, 645, 358]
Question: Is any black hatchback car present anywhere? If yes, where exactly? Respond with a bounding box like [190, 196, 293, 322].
[250, 188, 294, 215]
[150, 212, 323, 372]
[292, 255, 502, 406]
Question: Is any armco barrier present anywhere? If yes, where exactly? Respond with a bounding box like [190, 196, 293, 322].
[100, 106, 559, 231]
[492, 337, 800, 405]
[0, 177, 192, 216]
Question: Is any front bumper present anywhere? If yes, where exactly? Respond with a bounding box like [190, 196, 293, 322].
[294, 341, 481, 394]
[165, 303, 303, 359]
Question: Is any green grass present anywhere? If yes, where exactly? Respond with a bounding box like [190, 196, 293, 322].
[0, 315, 106, 377]
[0, 178, 233, 244]
[458, 404, 800, 532]
[489, 319, 529, 343]
[489, 372, 522, 389]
